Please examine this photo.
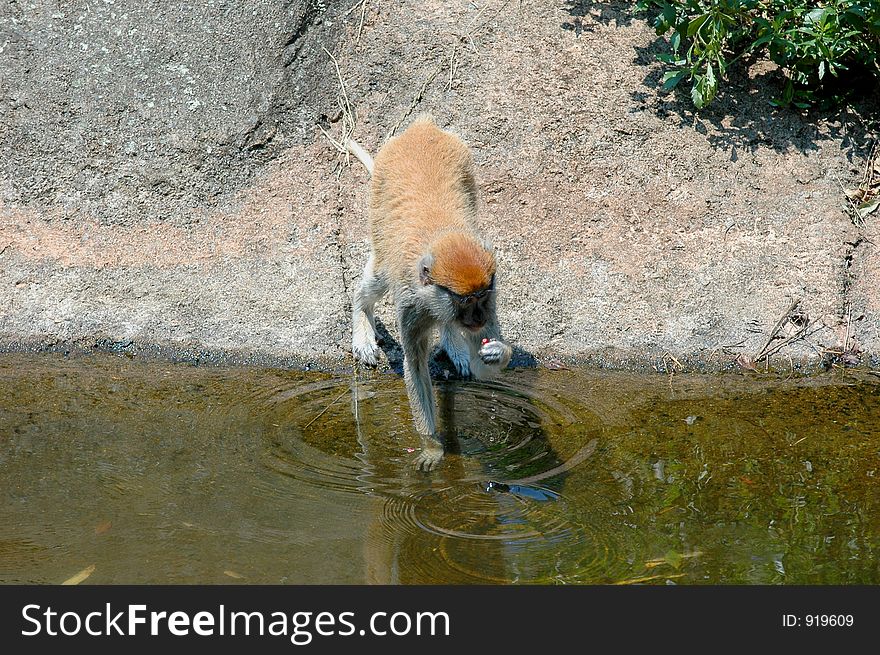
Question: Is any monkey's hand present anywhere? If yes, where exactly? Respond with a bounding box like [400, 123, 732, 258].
[479, 339, 512, 368]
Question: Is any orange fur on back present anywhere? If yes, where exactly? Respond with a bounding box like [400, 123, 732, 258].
[369, 115, 494, 294]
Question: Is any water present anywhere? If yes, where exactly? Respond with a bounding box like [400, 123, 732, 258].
[1, 353, 878, 584]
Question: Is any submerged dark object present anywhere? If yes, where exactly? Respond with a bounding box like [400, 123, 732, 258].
[484, 481, 559, 502]
[483, 438, 600, 502]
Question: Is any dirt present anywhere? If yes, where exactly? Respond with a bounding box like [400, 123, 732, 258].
[0, 0, 877, 371]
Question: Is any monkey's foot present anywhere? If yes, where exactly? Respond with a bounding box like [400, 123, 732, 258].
[414, 443, 444, 472]
[479, 339, 510, 366]
[352, 334, 380, 367]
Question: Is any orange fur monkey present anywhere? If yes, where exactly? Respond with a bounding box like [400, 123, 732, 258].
[348, 116, 512, 470]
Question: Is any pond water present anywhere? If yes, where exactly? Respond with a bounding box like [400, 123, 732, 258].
[1, 353, 878, 584]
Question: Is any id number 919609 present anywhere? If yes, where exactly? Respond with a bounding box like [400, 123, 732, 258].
[806, 615, 853, 627]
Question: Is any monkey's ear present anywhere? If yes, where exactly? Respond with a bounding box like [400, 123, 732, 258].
[418, 254, 434, 286]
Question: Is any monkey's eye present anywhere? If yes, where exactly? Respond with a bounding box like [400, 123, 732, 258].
[438, 284, 491, 306]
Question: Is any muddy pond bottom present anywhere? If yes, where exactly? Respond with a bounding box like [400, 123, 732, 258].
[1, 353, 878, 584]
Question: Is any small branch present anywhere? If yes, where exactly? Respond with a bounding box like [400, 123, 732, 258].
[322, 46, 355, 134]
[759, 320, 819, 362]
[318, 47, 358, 169]
[344, 0, 369, 17]
[447, 42, 458, 90]
[356, 0, 370, 44]
[304, 388, 349, 430]
[753, 298, 801, 362]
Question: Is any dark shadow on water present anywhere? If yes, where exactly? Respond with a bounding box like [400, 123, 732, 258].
[562, 0, 880, 163]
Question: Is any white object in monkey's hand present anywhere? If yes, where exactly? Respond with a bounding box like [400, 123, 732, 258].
[479, 338, 507, 365]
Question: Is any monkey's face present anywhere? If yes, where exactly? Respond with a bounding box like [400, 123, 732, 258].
[422, 279, 493, 333]
[447, 285, 493, 332]
[417, 237, 496, 331]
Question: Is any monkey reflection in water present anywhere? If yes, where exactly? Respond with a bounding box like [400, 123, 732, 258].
[347, 116, 513, 470]
[359, 381, 593, 584]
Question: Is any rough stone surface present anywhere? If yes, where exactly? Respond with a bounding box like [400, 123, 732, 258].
[848, 225, 879, 363]
[0, 0, 877, 371]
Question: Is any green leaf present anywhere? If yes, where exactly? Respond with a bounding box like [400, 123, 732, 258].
[752, 34, 774, 49]
[691, 82, 705, 108]
[656, 3, 676, 33]
[806, 7, 829, 27]
[818, 60, 825, 79]
[782, 79, 795, 105]
[661, 69, 687, 91]
[687, 13, 709, 38]
[704, 63, 717, 104]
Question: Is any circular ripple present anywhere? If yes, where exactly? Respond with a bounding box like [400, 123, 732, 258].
[255, 372, 636, 581]
[377, 481, 637, 583]
[258, 376, 420, 496]
[409, 484, 573, 542]
[257, 373, 599, 498]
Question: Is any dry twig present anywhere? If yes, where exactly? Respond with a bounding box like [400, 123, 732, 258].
[356, 0, 370, 43]
[446, 0, 512, 88]
[839, 140, 879, 226]
[736, 298, 817, 370]
[318, 47, 358, 171]
[304, 388, 349, 430]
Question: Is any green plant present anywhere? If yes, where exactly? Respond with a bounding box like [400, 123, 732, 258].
[634, 0, 880, 108]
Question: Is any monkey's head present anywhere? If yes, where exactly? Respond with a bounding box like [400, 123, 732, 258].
[418, 232, 496, 332]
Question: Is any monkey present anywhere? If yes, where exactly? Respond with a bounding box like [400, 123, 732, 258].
[346, 115, 512, 470]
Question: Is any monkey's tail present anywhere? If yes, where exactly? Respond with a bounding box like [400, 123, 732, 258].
[344, 138, 374, 176]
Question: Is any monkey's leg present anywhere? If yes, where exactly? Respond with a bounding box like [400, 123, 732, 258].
[399, 305, 443, 471]
[352, 254, 388, 366]
[440, 325, 473, 378]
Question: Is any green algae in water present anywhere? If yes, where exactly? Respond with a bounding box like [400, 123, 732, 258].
[0, 353, 878, 584]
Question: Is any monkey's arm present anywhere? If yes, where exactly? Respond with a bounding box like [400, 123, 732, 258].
[398, 303, 437, 437]
[345, 138, 374, 175]
[399, 303, 445, 471]
[471, 296, 512, 379]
